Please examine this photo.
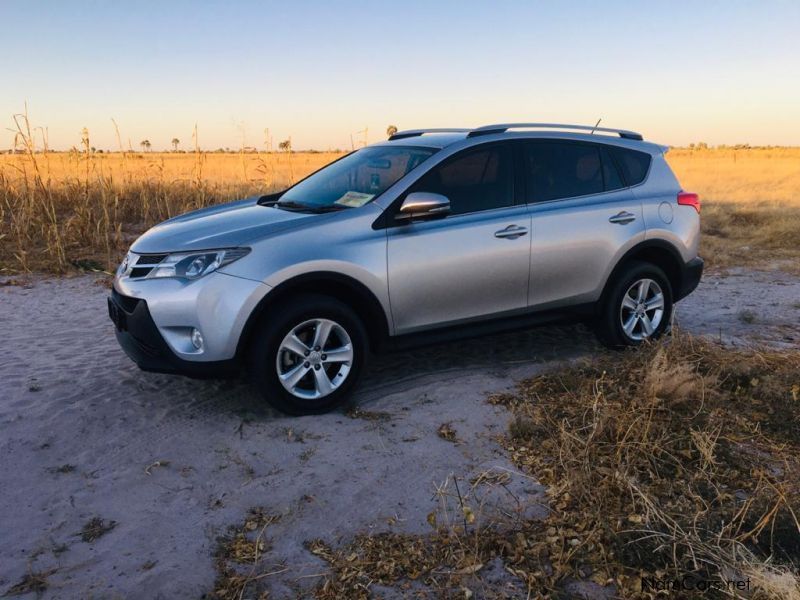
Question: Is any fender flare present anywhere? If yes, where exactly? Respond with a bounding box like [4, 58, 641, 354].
[598, 239, 686, 312]
[235, 271, 390, 357]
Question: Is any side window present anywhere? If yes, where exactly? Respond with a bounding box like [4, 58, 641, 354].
[601, 147, 624, 191]
[412, 145, 513, 215]
[525, 142, 604, 202]
[608, 147, 652, 186]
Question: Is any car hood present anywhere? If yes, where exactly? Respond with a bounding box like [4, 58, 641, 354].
[130, 196, 316, 254]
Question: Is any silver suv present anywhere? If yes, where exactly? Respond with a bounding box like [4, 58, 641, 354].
[109, 123, 703, 414]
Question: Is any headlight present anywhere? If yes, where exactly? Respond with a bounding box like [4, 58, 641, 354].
[147, 248, 250, 280]
[118, 253, 131, 275]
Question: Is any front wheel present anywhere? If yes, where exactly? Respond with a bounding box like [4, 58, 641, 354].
[595, 261, 673, 348]
[247, 295, 368, 415]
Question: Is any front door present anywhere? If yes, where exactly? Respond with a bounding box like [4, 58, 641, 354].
[386, 143, 531, 333]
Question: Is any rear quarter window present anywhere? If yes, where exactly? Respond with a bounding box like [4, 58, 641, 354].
[608, 147, 652, 186]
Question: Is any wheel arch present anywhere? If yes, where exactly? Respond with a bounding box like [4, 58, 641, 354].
[599, 240, 684, 311]
[236, 271, 390, 358]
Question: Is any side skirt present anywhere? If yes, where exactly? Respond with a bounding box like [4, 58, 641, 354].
[380, 303, 596, 353]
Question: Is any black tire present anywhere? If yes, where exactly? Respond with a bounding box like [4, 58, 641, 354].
[595, 260, 673, 348]
[247, 294, 368, 415]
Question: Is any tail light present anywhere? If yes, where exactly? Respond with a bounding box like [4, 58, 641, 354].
[677, 191, 700, 213]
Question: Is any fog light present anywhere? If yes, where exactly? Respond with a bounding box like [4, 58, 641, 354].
[190, 328, 204, 351]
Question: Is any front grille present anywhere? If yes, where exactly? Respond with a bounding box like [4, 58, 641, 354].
[129, 253, 167, 278]
[130, 266, 155, 278]
[136, 254, 167, 265]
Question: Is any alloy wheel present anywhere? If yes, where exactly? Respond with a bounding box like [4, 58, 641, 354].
[619, 278, 665, 341]
[275, 318, 354, 399]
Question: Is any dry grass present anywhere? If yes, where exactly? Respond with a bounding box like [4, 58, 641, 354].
[79, 516, 117, 542]
[4, 569, 56, 597]
[204, 334, 800, 598]
[667, 147, 800, 206]
[666, 148, 800, 272]
[210, 472, 541, 599]
[700, 203, 800, 273]
[2, 113, 799, 277]
[0, 112, 342, 274]
[307, 471, 542, 599]
[209, 508, 283, 600]
[492, 332, 800, 598]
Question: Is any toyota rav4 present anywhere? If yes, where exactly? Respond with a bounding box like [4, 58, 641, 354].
[108, 123, 703, 414]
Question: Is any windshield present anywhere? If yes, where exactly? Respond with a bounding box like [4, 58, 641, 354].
[275, 146, 438, 212]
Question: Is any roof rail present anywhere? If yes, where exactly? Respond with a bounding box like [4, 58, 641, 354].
[468, 123, 643, 141]
[388, 128, 471, 141]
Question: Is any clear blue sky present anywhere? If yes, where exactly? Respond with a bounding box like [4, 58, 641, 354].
[2, 0, 799, 150]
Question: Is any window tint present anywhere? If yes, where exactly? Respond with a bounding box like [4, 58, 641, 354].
[412, 145, 513, 215]
[608, 147, 652, 186]
[525, 142, 604, 202]
[601, 147, 624, 191]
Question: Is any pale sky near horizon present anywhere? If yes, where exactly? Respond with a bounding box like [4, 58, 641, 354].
[2, 0, 799, 150]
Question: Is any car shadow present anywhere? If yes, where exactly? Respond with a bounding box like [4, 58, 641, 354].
[353, 321, 599, 402]
[151, 321, 600, 419]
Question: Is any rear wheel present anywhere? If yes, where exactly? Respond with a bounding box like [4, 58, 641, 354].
[595, 261, 673, 347]
[247, 295, 367, 415]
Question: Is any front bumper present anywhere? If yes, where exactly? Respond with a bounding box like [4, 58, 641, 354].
[109, 270, 270, 377]
[676, 256, 704, 301]
[108, 289, 239, 377]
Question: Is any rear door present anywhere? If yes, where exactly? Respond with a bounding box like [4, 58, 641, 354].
[386, 143, 531, 333]
[523, 140, 645, 309]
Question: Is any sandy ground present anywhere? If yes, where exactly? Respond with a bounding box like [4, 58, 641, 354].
[1, 269, 799, 598]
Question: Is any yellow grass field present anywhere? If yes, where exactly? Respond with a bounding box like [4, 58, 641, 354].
[0, 150, 341, 190]
[0, 149, 342, 273]
[667, 147, 800, 205]
[1, 146, 799, 274]
[667, 148, 800, 272]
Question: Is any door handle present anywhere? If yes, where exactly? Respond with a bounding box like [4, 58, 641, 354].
[494, 224, 528, 239]
[608, 211, 636, 225]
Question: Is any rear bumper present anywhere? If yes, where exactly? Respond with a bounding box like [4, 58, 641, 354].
[676, 256, 704, 301]
[108, 289, 239, 378]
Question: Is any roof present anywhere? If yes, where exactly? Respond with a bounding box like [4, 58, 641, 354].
[378, 132, 469, 149]
[377, 123, 665, 153]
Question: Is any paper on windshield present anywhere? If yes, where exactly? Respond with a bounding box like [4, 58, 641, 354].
[334, 191, 374, 208]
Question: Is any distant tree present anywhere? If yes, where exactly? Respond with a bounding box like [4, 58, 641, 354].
[140, 140, 147, 152]
[171, 138, 180, 152]
[279, 139, 292, 152]
[144, 140, 152, 152]
[386, 125, 398, 138]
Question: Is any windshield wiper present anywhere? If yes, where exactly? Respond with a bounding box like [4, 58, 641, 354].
[274, 200, 349, 213]
[274, 200, 314, 212]
[310, 205, 349, 213]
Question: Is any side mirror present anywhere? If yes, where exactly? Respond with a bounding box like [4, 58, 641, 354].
[396, 192, 450, 221]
